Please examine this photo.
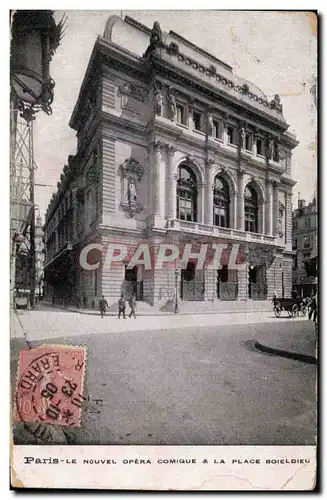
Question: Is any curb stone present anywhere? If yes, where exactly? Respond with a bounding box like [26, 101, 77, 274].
[39, 303, 271, 317]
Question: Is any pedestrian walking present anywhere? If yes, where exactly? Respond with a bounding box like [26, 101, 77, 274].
[118, 294, 126, 319]
[99, 295, 109, 318]
[308, 292, 317, 325]
[128, 294, 136, 319]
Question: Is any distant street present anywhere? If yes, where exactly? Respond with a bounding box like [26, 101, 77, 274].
[12, 312, 316, 446]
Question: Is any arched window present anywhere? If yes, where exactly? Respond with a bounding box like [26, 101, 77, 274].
[244, 184, 258, 233]
[213, 175, 230, 227]
[176, 165, 197, 222]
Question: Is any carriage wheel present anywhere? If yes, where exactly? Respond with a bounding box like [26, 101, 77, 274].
[291, 304, 299, 317]
[274, 305, 281, 317]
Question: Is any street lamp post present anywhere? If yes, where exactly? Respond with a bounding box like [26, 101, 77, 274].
[174, 268, 179, 314]
[10, 10, 65, 118]
[10, 10, 65, 310]
[29, 122, 36, 308]
[244, 246, 249, 301]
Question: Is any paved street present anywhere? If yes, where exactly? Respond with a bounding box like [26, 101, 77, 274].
[11, 309, 316, 446]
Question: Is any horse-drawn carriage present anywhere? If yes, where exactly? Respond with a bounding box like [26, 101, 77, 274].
[273, 297, 307, 318]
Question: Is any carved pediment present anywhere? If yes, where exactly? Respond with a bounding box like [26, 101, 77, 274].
[121, 158, 144, 182]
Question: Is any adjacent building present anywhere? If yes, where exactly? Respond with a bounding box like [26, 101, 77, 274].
[43, 15, 298, 310]
[292, 195, 318, 297]
[15, 213, 44, 301]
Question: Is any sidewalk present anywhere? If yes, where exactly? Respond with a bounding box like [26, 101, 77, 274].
[40, 300, 271, 317]
[11, 307, 307, 343]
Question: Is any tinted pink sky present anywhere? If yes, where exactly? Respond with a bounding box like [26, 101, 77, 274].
[32, 10, 317, 219]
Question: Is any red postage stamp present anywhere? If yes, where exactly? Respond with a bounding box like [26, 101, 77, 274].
[14, 344, 87, 427]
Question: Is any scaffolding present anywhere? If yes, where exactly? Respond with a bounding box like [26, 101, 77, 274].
[10, 100, 36, 307]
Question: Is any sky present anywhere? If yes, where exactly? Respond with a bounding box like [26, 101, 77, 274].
[31, 10, 317, 220]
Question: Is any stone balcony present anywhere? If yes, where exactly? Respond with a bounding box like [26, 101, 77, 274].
[166, 219, 277, 246]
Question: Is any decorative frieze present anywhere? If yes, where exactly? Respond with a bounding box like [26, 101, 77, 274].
[158, 43, 284, 115]
[118, 81, 148, 101]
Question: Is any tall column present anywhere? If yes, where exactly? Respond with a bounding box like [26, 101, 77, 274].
[230, 189, 238, 229]
[272, 180, 280, 236]
[166, 145, 176, 220]
[258, 199, 265, 234]
[223, 120, 228, 145]
[204, 159, 214, 225]
[253, 133, 257, 156]
[199, 183, 206, 224]
[237, 169, 245, 231]
[265, 180, 273, 235]
[153, 141, 161, 216]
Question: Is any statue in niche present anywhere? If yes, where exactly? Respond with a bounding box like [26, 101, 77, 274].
[239, 127, 246, 149]
[207, 112, 214, 136]
[274, 140, 280, 162]
[267, 137, 274, 159]
[127, 178, 137, 204]
[168, 93, 176, 121]
[155, 90, 163, 116]
[278, 201, 285, 237]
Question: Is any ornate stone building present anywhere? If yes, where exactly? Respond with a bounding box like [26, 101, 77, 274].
[292, 195, 318, 297]
[43, 15, 298, 310]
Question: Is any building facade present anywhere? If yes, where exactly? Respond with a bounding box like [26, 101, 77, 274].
[15, 213, 44, 302]
[292, 196, 318, 297]
[43, 15, 298, 310]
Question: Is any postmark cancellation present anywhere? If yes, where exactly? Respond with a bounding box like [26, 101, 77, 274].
[14, 344, 87, 427]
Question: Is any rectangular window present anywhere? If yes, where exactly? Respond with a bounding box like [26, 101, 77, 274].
[227, 126, 236, 145]
[303, 237, 310, 249]
[213, 119, 221, 139]
[245, 219, 256, 233]
[256, 138, 263, 156]
[245, 133, 252, 151]
[176, 104, 186, 125]
[193, 110, 203, 131]
[214, 206, 227, 228]
[273, 146, 279, 162]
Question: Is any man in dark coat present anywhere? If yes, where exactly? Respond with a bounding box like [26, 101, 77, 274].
[129, 294, 136, 319]
[99, 295, 109, 318]
[308, 292, 317, 325]
[118, 294, 126, 319]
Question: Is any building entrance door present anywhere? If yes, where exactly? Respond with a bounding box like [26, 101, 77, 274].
[217, 266, 238, 300]
[248, 264, 267, 300]
[181, 262, 205, 301]
[124, 266, 143, 301]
